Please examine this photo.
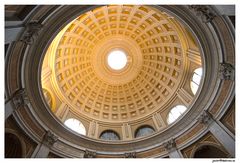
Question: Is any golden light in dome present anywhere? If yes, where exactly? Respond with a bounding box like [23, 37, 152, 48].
[41, 5, 202, 138]
[107, 50, 127, 70]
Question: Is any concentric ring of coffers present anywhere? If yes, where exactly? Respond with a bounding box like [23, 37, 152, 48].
[41, 5, 203, 140]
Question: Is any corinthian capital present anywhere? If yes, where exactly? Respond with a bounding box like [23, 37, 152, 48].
[219, 63, 235, 80]
[20, 21, 43, 44]
[12, 88, 29, 109]
[42, 130, 58, 147]
[84, 150, 96, 158]
[189, 5, 216, 23]
[124, 152, 136, 158]
[197, 110, 213, 126]
[163, 139, 176, 151]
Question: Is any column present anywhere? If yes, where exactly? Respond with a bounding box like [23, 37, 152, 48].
[198, 110, 235, 157]
[32, 130, 58, 158]
[163, 139, 183, 158]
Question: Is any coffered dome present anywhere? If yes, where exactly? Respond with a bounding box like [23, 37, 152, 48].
[41, 5, 202, 139]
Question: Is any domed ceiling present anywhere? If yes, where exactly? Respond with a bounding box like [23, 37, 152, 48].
[41, 5, 202, 134]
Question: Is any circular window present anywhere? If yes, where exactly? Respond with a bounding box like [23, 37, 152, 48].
[107, 50, 127, 70]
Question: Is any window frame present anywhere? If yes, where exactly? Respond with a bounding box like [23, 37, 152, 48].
[134, 125, 155, 138]
[190, 67, 203, 95]
[99, 130, 120, 140]
[167, 105, 187, 124]
[64, 118, 86, 135]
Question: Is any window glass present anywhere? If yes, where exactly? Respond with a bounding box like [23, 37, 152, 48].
[191, 68, 203, 94]
[167, 105, 187, 124]
[64, 118, 86, 135]
[100, 130, 120, 140]
[135, 126, 155, 138]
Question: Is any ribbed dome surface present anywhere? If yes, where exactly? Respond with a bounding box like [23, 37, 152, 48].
[53, 5, 187, 122]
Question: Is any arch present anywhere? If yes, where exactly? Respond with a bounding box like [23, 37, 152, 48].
[193, 144, 229, 158]
[190, 67, 203, 95]
[99, 130, 120, 140]
[167, 105, 187, 124]
[135, 125, 155, 138]
[64, 118, 86, 135]
[5, 132, 24, 158]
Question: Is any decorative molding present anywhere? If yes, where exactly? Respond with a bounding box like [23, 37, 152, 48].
[5, 5, 234, 156]
[197, 110, 213, 126]
[84, 150, 96, 158]
[20, 21, 43, 44]
[163, 139, 176, 151]
[12, 88, 29, 109]
[124, 152, 136, 158]
[189, 5, 216, 23]
[42, 130, 58, 147]
[219, 63, 235, 80]
[122, 123, 133, 140]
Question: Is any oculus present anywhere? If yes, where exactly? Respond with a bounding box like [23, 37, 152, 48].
[107, 50, 127, 70]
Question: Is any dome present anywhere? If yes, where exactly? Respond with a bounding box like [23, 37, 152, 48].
[41, 5, 202, 139]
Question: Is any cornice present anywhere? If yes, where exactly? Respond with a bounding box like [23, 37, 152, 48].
[5, 5, 235, 156]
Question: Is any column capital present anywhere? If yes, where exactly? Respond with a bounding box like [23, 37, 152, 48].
[219, 63, 235, 80]
[42, 130, 58, 147]
[20, 20, 43, 44]
[124, 152, 136, 158]
[84, 150, 96, 158]
[163, 139, 176, 151]
[12, 88, 29, 109]
[197, 110, 214, 126]
[189, 5, 216, 23]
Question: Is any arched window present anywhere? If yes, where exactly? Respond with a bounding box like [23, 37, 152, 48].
[191, 68, 203, 95]
[64, 118, 86, 135]
[167, 105, 187, 124]
[135, 125, 155, 138]
[99, 130, 120, 140]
